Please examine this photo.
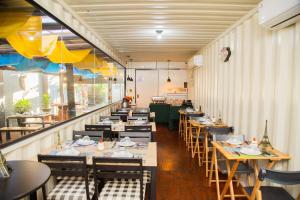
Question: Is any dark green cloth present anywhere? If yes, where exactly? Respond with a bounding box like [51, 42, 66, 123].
[149, 103, 170, 123]
[169, 105, 180, 130]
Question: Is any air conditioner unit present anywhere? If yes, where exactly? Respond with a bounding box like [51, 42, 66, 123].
[188, 55, 203, 68]
[258, 0, 300, 30]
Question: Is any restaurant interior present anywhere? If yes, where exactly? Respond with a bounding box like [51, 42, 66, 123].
[0, 0, 299, 200]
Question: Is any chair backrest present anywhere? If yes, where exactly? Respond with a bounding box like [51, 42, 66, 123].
[99, 116, 120, 122]
[132, 112, 150, 118]
[85, 124, 111, 132]
[258, 168, 300, 185]
[212, 133, 244, 142]
[117, 108, 131, 112]
[207, 127, 234, 135]
[125, 125, 152, 132]
[92, 157, 143, 200]
[111, 112, 128, 122]
[127, 116, 149, 122]
[73, 130, 103, 142]
[38, 154, 90, 199]
[119, 131, 152, 143]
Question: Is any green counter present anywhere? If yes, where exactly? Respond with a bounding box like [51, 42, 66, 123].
[149, 103, 181, 130]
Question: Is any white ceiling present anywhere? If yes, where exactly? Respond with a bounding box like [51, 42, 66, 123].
[63, 0, 260, 61]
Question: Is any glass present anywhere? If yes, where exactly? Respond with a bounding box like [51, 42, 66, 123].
[0, 0, 125, 146]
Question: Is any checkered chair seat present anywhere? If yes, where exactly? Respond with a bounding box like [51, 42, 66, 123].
[115, 170, 151, 184]
[99, 180, 146, 200]
[47, 177, 95, 200]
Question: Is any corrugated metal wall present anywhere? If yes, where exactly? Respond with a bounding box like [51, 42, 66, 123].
[193, 12, 300, 196]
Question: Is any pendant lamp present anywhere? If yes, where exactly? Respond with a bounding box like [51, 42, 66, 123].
[167, 60, 171, 82]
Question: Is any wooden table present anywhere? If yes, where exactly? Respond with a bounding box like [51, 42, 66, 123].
[0, 160, 50, 200]
[0, 126, 41, 142]
[38, 142, 158, 200]
[6, 113, 52, 128]
[210, 141, 291, 200]
[189, 119, 228, 174]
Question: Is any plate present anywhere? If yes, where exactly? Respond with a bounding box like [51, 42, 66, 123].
[226, 138, 244, 145]
[76, 139, 95, 146]
[240, 147, 261, 156]
[118, 141, 136, 147]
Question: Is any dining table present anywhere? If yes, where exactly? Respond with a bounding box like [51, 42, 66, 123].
[36, 141, 158, 200]
[0, 160, 51, 200]
[189, 118, 229, 175]
[6, 113, 52, 128]
[209, 141, 291, 200]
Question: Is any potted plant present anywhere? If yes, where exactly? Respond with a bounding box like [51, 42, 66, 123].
[14, 98, 31, 114]
[42, 93, 51, 113]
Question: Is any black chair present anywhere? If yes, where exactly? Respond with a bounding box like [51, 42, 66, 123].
[92, 157, 146, 200]
[38, 154, 93, 200]
[125, 125, 152, 132]
[132, 112, 150, 118]
[111, 112, 128, 122]
[245, 168, 300, 200]
[127, 116, 149, 122]
[119, 131, 152, 143]
[99, 116, 120, 122]
[73, 130, 103, 142]
[85, 124, 113, 140]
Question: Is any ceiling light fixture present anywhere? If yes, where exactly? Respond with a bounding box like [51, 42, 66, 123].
[28, 36, 35, 41]
[156, 30, 163, 40]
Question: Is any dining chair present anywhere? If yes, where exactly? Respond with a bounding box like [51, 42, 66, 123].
[125, 125, 152, 132]
[209, 133, 253, 200]
[204, 127, 234, 177]
[111, 111, 128, 122]
[73, 130, 103, 142]
[119, 131, 152, 143]
[85, 124, 113, 140]
[99, 115, 120, 122]
[92, 157, 148, 200]
[132, 112, 150, 118]
[38, 154, 94, 200]
[127, 116, 149, 122]
[244, 168, 300, 200]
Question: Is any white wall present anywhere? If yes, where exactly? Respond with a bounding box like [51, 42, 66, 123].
[193, 11, 300, 196]
[126, 61, 190, 104]
[3, 71, 44, 116]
